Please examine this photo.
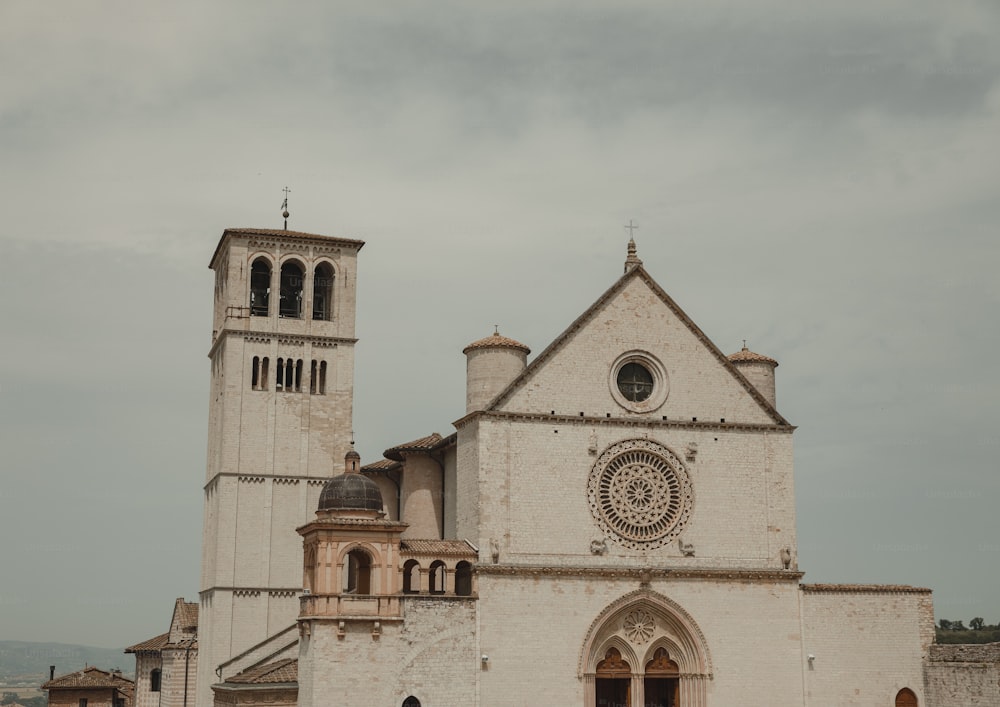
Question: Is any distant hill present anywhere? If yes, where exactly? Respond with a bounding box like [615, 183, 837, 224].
[0, 642, 132, 683]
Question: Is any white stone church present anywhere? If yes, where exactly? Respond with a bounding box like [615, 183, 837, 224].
[126, 225, 997, 707]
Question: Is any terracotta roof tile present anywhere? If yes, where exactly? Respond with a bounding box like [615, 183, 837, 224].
[125, 632, 169, 653]
[226, 659, 298, 685]
[800, 583, 931, 593]
[361, 458, 401, 472]
[728, 346, 778, 366]
[384, 433, 443, 461]
[43, 667, 134, 691]
[400, 539, 478, 556]
[175, 601, 198, 631]
[463, 332, 530, 355]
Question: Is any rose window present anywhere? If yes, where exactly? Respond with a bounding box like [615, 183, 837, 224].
[588, 439, 692, 550]
[624, 609, 655, 643]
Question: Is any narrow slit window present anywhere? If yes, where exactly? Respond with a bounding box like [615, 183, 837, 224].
[319, 361, 327, 395]
[261, 357, 269, 390]
[276, 358, 285, 391]
[310, 361, 317, 394]
[252, 356, 260, 389]
[295, 359, 303, 391]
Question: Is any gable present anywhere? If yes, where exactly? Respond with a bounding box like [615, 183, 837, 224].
[490, 267, 787, 426]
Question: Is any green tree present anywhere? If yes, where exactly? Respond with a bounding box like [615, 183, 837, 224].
[938, 619, 953, 630]
[970, 617, 985, 630]
[952, 620, 966, 630]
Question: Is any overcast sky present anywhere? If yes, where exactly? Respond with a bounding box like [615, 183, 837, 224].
[1, 1, 998, 652]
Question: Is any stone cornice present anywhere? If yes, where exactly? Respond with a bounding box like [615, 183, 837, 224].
[477, 564, 803, 582]
[207, 328, 357, 358]
[454, 409, 795, 433]
[204, 472, 330, 490]
[200, 586, 305, 595]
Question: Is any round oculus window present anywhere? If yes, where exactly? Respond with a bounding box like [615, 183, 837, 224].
[609, 351, 669, 412]
[617, 362, 653, 402]
[587, 439, 692, 550]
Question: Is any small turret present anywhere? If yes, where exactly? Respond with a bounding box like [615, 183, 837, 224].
[729, 345, 779, 409]
[463, 330, 530, 413]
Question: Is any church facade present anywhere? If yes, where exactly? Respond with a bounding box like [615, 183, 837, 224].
[155, 224, 995, 707]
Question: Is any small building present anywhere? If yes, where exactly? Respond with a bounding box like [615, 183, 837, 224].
[42, 667, 133, 707]
[126, 598, 198, 707]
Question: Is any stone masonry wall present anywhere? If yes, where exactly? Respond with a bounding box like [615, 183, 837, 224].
[298, 598, 477, 707]
[925, 643, 1000, 707]
[800, 587, 931, 706]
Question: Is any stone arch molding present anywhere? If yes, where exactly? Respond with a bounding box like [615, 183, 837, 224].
[578, 588, 712, 679]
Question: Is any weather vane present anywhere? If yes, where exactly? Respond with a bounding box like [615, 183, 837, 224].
[281, 187, 291, 230]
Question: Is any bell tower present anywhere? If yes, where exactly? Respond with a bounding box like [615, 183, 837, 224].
[197, 226, 363, 706]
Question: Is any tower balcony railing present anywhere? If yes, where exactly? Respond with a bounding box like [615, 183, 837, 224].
[299, 593, 402, 620]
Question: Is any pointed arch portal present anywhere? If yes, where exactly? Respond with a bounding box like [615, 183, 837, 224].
[581, 589, 711, 707]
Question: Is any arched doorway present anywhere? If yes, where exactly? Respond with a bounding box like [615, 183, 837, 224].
[896, 687, 918, 707]
[596, 647, 631, 707]
[644, 647, 679, 707]
[580, 590, 712, 707]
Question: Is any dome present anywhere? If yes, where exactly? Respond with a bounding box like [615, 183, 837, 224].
[318, 472, 383, 512]
[463, 332, 530, 355]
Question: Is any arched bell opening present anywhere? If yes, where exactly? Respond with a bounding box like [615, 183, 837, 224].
[312, 262, 335, 321]
[279, 260, 304, 318]
[249, 257, 272, 316]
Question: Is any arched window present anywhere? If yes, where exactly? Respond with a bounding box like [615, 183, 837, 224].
[313, 263, 334, 321]
[343, 548, 372, 594]
[402, 559, 421, 594]
[455, 561, 473, 596]
[149, 669, 161, 692]
[595, 648, 630, 707]
[250, 259, 271, 316]
[250, 356, 270, 390]
[402, 698, 421, 707]
[896, 688, 918, 707]
[279, 261, 304, 318]
[429, 560, 447, 594]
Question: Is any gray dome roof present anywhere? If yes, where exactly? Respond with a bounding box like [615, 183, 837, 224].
[318, 473, 383, 512]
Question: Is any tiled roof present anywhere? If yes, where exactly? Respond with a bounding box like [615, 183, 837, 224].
[800, 583, 931, 593]
[226, 659, 298, 685]
[175, 601, 199, 631]
[361, 458, 400, 472]
[400, 539, 478, 556]
[463, 332, 531, 355]
[384, 433, 443, 461]
[43, 667, 134, 691]
[125, 632, 169, 653]
[209, 227, 364, 268]
[728, 346, 778, 366]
